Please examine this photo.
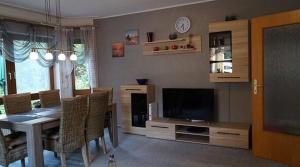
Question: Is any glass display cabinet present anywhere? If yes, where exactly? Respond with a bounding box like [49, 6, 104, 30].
[208, 19, 249, 82]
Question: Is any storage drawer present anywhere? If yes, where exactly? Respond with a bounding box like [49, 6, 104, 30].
[210, 127, 248, 137]
[121, 86, 147, 95]
[146, 121, 175, 140]
[210, 136, 249, 149]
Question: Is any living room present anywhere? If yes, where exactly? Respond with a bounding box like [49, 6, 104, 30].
[0, 0, 300, 167]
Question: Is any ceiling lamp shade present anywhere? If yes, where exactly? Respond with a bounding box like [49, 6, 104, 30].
[58, 51, 66, 61]
[70, 53, 78, 61]
[44, 50, 54, 60]
[29, 50, 39, 60]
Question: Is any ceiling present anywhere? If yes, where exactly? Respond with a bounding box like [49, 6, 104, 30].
[0, 0, 214, 18]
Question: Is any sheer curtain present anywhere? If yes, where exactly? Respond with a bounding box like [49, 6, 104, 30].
[0, 19, 98, 97]
[80, 27, 97, 88]
[57, 26, 98, 97]
[56, 28, 74, 98]
[0, 19, 56, 67]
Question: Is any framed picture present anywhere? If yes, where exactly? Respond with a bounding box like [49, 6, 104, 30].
[112, 42, 124, 57]
[125, 29, 139, 45]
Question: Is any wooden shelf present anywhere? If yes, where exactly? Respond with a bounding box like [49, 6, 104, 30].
[143, 35, 201, 56]
[176, 134, 209, 144]
[176, 129, 210, 137]
[145, 38, 186, 45]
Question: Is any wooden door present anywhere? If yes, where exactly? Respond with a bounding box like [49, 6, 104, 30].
[252, 10, 300, 166]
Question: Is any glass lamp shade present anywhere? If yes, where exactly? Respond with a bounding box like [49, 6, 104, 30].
[44, 52, 54, 60]
[70, 53, 77, 61]
[29, 51, 39, 60]
[58, 52, 66, 61]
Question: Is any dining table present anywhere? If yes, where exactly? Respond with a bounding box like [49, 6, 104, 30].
[0, 103, 118, 167]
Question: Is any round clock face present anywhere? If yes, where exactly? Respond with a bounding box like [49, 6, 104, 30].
[175, 17, 191, 33]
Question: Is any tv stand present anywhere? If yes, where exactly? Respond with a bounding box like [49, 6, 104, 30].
[146, 118, 250, 149]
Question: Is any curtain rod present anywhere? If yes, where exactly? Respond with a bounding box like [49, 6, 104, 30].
[0, 16, 96, 28]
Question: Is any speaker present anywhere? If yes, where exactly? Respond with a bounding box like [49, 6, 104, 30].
[148, 102, 158, 120]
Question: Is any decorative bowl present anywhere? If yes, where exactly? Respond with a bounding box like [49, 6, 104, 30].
[136, 79, 148, 85]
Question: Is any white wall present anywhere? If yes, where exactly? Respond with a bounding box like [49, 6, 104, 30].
[0, 3, 93, 26]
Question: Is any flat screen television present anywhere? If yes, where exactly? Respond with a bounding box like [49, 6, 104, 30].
[163, 88, 214, 121]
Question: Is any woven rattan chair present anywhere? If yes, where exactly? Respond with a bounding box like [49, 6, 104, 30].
[85, 92, 108, 163]
[92, 87, 113, 140]
[3, 93, 32, 115]
[92, 87, 113, 105]
[39, 89, 61, 108]
[42, 96, 89, 167]
[0, 130, 27, 167]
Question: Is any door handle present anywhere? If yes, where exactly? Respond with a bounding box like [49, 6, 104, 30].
[253, 79, 263, 95]
[8, 72, 12, 80]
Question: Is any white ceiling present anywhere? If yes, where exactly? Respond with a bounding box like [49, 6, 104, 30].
[0, 0, 213, 18]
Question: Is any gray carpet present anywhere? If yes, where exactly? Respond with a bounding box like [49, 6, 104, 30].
[9, 128, 288, 167]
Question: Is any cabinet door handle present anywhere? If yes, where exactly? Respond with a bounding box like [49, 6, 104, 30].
[125, 89, 142, 91]
[151, 125, 169, 129]
[216, 132, 240, 136]
[217, 76, 241, 79]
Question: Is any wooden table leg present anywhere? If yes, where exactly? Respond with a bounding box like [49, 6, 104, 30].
[111, 103, 118, 147]
[27, 124, 44, 167]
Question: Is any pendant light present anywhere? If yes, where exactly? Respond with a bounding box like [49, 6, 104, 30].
[58, 51, 66, 61]
[29, 0, 78, 62]
[29, 49, 39, 60]
[70, 53, 78, 61]
[44, 49, 54, 60]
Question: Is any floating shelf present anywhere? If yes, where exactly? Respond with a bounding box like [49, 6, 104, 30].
[145, 38, 187, 45]
[143, 35, 201, 56]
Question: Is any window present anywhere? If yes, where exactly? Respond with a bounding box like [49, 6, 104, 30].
[0, 39, 6, 96]
[73, 43, 90, 90]
[14, 40, 51, 93]
[0, 39, 6, 115]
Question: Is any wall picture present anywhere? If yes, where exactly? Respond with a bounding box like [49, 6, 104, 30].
[125, 29, 139, 45]
[112, 42, 124, 57]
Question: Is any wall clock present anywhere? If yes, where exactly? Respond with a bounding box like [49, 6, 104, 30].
[175, 17, 191, 33]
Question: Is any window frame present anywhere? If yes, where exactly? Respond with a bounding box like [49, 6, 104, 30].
[0, 37, 55, 105]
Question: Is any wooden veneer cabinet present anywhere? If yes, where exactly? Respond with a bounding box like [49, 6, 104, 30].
[209, 19, 250, 82]
[146, 118, 250, 149]
[120, 85, 155, 135]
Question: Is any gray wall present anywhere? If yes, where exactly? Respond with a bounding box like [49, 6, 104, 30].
[94, 0, 300, 124]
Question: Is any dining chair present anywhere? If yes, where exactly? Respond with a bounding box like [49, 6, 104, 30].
[42, 96, 89, 167]
[85, 92, 108, 163]
[92, 87, 113, 141]
[0, 130, 27, 167]
[39, 89, 61, 108]
[3, 93, 32, 115]
[92, 87, 113, 105]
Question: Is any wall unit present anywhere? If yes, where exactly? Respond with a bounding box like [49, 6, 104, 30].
[146, 119, 250, 149]
[209, 19, 249, 82]
[143, 35, 201, 56]
[120, 85, 155, 135]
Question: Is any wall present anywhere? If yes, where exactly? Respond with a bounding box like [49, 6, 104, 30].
[0, 3, 94, 26]
[94, 0, 300, 124]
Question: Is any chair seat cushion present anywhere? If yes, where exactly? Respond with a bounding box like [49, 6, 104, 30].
[5, 132, 27, 150]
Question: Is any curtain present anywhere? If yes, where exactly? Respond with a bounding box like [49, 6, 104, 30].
[0, 19, 97, 97]
[79, 27, 97, 88]
[57, 28, 74, 98]
[0, 19, 56, 67]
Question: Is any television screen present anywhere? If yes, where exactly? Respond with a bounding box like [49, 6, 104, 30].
[163, 88, 214, 121]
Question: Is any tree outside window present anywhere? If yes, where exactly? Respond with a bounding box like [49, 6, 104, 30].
[73, 43, 90, 90]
